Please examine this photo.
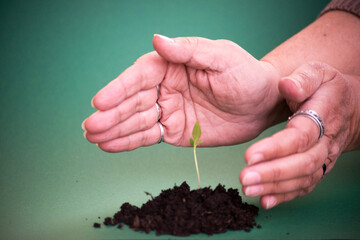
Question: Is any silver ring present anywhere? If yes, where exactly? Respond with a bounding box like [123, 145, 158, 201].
[288, 110, 325, 140]
[155, 102, 162, 121]
[157, 122, 164, 144]
[156, 85, 160, 99]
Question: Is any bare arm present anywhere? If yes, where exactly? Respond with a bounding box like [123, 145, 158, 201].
[262, 11, 360, 79]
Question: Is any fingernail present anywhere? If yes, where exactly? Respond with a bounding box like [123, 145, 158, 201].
[248, 153, 263, 165]
[154, 34, 174, 43]
[91, 98, 95, 108]
[81, 120, 86, 130]
[245, 185, 264, 197]
[265, 196, 277, 209]
[242, 172, 261, 185]
[83, 131, 87, 138]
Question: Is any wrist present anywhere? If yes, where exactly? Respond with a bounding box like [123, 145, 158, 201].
[261, 47, 300, 81]
[344, 75, 360, 151]
[259, 60, 291, 127]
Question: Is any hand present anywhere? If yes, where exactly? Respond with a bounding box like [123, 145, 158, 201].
[240, 61, 360, 209]
[82, 35, 287, 152]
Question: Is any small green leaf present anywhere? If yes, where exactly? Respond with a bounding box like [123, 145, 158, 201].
[190, 138, 194, 146]
[192, 121, 201, 141]
[196, 141, 203, 145]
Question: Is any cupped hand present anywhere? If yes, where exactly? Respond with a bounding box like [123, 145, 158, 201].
[82, 35, 286, 152]
[240, 61, 360, 209]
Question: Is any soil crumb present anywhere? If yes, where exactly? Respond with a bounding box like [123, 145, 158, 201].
[93, 223, 101, 228]
[95, 181, 259, 236]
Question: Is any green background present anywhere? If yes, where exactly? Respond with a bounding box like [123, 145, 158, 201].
[1, 0, 359, 239]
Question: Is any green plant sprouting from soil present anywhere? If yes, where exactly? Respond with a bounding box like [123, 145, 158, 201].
[190, 121, 203, 189]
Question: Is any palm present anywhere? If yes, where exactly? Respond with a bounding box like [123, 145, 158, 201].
[159, 49, 281, 147]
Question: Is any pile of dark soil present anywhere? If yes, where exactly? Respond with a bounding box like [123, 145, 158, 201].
[95, 182, 260, 236]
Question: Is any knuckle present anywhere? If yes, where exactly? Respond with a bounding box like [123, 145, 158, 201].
[327, 68, 340, 82]
[306, 61, 340, 83]
[140, 131, 147, 146]
[268, 135, 281, 156]
[116, 107, 124, 121]
[183, 37, 199, 60]
[303, 154, 317, 175]
[297, 129, 313, 152]
[296, 61, 326, 93]
[281, 192, 295, 204]
[303, 175, 315, 188]
[299, 185, 315, 197]
[297, 70, 312, 85]
[139, 112, 150, 130]
[135, 93, 142, 112]
[306, 61, 325, 70]
[127, 135, 134, 151]
[216, 39, 238, 48]
[298, 189, 307, 197]
[287, 101, 301, 113]
[279, 193, 287, 202]
[328, 143, 341, 162]
[134, 112, 142, 130]
[267, 181, 281, 194]
[271, 166, 283, 181]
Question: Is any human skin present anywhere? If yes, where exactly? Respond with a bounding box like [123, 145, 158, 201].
[239, 11, 360, 209]
[240, 62, 360, 209]
[83, 11, 360, 150]
[82, 10, 360, 207]
[262, 11, 360, 77]
[83, 35, 289, 151]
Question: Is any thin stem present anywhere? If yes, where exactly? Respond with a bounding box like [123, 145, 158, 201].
[193, 145, 200, 189]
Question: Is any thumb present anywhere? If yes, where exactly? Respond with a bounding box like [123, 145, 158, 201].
[152, 34, 234, 71]
[278, 61, 337, 103]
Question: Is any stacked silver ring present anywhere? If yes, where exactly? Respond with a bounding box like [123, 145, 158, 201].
[156, 85, 164, 144]
[157, 122, 164, 144]
[288, 110, 325, 140]
[155, 102, 162, 121]
[289, 110, 327, 178]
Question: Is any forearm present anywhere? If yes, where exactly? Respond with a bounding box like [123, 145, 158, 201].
[262, 11, 360, 79]
[345, 74, 360, 152]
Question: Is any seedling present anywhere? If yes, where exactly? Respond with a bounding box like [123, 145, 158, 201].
[190, 121, 203, 189]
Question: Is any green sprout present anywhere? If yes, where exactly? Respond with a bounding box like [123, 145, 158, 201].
[190, 121, 203, 189]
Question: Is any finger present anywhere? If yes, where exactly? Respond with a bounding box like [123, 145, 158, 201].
[92, 51, 167, 111]
[240, 142, 328, 186]
[242, 166, 324, 198]
[258, 156, 335, 209]
[153, 34, 244, 71]
[97, 123, 164, 152]
[324, 157, 336, 176]
[279, 61, 338, 103]
[85, 103, 160, 144]
[259, 183, 317, 209]
[245, 114, 320, 165]
[84, 88, 158, 134]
